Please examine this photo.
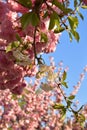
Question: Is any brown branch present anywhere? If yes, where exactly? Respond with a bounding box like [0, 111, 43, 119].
[57, 83, 67, 101]
[33, 27, 37, 64]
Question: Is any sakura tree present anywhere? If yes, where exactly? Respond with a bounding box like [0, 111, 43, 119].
[0, 0, 87, 129]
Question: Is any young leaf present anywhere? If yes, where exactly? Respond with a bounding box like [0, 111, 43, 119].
[81, 6, 87, 9]
[74, 0, 78, 8]
[6, 41, 20, 53]
[31, 12, 39, 26]
[21, 13, 32, 29]
[68, 16, 79, 30]
[68, 95, 75, 100]
[11, 94, 18, 100]
[53, 103, 65, 109]
[77, 114, 85, 124]
[41, 83, 53, 92]
[43, 11, 48, 19]
[49, 15, 55, 30]
[52, 0, 64, 10]
[8, 128, 13, 130]
[60, 107, 66, 121]
[11, 41, 20, 48]
[61, 112, 66, 121]
[49, 11, 59, 30]
[6, 44, 12, 53]
[66, 100, 72, 108]
[54, 27, 65, 33]
[71, 30, 80, 42]
[62, 82, 68, 88]
[21, 12, 39, 29]
[62, 71, 67, 81]
[78, 12, 84, 20]
[16, 34, 22, 42]
[41, 33, 48, 43]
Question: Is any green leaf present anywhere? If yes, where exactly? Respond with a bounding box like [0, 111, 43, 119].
[61, 112, 66, 121]
[78, 12, 84, 20]
[81, 5, 87, 9]
[21, 12, 32, 29]
[54, 27, 65, 33]
[53, 103, 66, 120]
[74, 0, 78, 8]
[49, 16, 55, 30]
[21, 12, 39, 29]
[22, 44, 29, 51]
[11, 94, 18, 100]
[60, 107, 66, 121]
[43, 11, 48, 19]
[49, 12, 59, 30]
[66, 100, 72, 108]
[16, 34, 22, 42]
[6, 41, 20, 52]
[11, 41, 20, 48]
[61, 109, 66, 121]
[68, 16, 79, 30]
[49, 14, 55, 30]
[31, 12, 39, 26]
[52, 0, 64, 10]
[77, 114, 85, 124]
[62, 71, 67, 81]
[41, 33, 48, 43]
[64, 8, 73, 14]
[8, 128, 12, 130]
[68, 95, 75, 100]
[71, 30, 80, 42]
[72, 109, 85, 126]
[62, 82, 68, 88]
[18, 0, 32, 8]
[53, 103, 65, 109]
[6, 44, 12, 53]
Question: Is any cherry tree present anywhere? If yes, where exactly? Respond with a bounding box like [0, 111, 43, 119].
[0, 0, 87, 129]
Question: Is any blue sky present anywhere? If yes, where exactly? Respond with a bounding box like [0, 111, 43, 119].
[44, 9, 87, 107]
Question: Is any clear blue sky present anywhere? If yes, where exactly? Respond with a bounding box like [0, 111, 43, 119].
[44, 9, 87, 107]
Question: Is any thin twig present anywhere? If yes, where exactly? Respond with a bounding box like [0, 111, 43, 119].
[33, 27, 37, 64]
[57, 83, 67, 101]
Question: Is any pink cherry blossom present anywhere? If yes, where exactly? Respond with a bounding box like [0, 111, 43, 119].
[83, 0, 87, 5]
[0, 0, 87, 129]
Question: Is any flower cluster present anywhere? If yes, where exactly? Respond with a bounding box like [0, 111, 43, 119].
[0, 0, 87, 129]
[0, 79, 63, 129]
[0, 55, 87, 129]
[0, 0, 62, 93]
[0, 83, 87, 130]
